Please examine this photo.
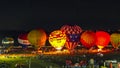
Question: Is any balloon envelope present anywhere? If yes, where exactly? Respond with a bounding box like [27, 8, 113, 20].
[2, 37, 14, 45]
[49, 30, 66, 50]
[110, 33, 120, 49]
[95, 31, 110, 49]
[27, 29, 47, 49]
[80, 30, 96, 49]
[61, 25, 82, 50]
[18, 33, 30, 45]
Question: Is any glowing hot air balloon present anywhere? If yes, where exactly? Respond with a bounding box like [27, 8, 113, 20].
[49, 30, 66, 50]
[27, 29, 47, 50]
[96, 31, 110, 49]
[110, 33, 120, 49]
[61, 25, 82, 51]
[80, 30, 96, 49]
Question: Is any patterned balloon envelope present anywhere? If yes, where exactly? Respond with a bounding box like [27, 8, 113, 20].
[80, 30, 96, 49]
[96, 31, 110, 49]
[49, 30, 66, 50]
[110, 33, 120, 49]
[61, 25, 82, 50]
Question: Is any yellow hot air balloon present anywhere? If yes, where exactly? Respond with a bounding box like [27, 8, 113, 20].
[27, 29, 47, 50]
[49, 30, 66, 50]
[110, 33, 120, 49]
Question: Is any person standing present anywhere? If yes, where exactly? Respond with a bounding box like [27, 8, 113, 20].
[89, 58, 94, 68]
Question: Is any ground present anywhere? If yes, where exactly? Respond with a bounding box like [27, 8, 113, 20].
[0, 48, 120, 68]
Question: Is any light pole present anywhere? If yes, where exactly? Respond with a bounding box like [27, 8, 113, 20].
[29, 57, 31, 68]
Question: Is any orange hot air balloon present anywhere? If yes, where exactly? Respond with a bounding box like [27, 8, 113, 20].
[110, 33, 120, 49]
[27, 29, 47, 50]
[61, 25, 82, 51]
[96, 31, 110, 49]
[49, 30, 66, 50]
[80, 30, 96, 49]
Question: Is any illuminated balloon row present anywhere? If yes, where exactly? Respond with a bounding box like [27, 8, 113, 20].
[49, 25, 120, 50]
[17, 25, 120, 51]
[81, 31, 120, 49]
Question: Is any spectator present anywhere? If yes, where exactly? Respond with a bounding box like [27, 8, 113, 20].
[66, 60, 72, 68]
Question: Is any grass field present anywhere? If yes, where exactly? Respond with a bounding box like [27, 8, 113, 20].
[0, 49, 120, 68]
[0, 54, 61, 68]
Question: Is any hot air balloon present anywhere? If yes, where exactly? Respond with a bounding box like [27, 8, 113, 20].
[110, 33, 120, 49]
[61, 25, 82, 51]
[18, 33, 30, 49]
[80, 30, 96, 49]
[2, 37, 14, 49]
[27, 29, 47, 51]
[49, 30, 66, 50]
[95, 31, 110, 49]
[2, 37, 14, 45]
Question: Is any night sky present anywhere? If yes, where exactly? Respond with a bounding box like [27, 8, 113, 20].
[0, 0, 120, 33]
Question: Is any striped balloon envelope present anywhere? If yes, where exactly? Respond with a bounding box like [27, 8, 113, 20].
[80, 30, 96, 49]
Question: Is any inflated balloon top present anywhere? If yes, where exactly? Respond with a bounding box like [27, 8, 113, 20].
[61, 25, 82, 42]
[80, 30, 96, 49]
[61, 25, 82, 34]
[96, 31, 110, 49]
[18, 33, 28, 40]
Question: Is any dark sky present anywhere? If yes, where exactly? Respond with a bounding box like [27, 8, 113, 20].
[0, 0, 120, 33]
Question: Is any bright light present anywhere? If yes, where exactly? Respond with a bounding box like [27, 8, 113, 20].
[98, 48, 102, 52]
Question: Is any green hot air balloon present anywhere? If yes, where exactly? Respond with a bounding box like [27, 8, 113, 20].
[110, 33, 120, 49]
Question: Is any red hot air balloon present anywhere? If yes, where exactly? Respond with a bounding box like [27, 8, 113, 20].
[18, 33, 30, 45]
[80, 30, 96, 49]
[61, 25, 82, 51]
[95, 31, 110, 49]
